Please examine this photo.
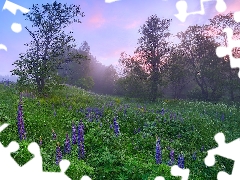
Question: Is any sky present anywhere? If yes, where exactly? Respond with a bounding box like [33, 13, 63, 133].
[0, 0, 239, 76]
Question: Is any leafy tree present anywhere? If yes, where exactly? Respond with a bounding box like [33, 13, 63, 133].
[177, 25, 226, 101]
[135, 15, 172, 102]
[57, 41, 92, 86]
[11, 1, 87, 96]
[77, 76, 94, 91]
[164, 47, 192, 99]
[117, 52, 149, 98]
[207, 12, 240, 101]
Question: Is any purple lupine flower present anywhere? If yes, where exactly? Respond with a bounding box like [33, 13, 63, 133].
[192, 152, 197, 160]
[78, 121, 84, 145]
[52, 129, 57, 140]
[155, 137, 162, 164]
[221, 114, 224, 121]
[39, 136, 42, 147]
[168, 149, 175, 166]
[72, 121, 77, 145]
[178, 154, 184, 169]
[56, 142, 62, 165]
[53, 110, 56, 117]
[113, 117, 120, 136]
[64, 134, 71, 154]
[200, 146, 205, 152]
[77, 121, 85, 159]
[110, 124, 113, 129]
[78, 143, 85, 159]
[17, 101, 26, 140]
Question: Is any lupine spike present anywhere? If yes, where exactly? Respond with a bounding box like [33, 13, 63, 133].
[178, 154, 185, 169]
[39, 136, 42, 147]
[52, 129, 57, 140]
[113, 117, 120, 136]
[168, 149, 175, 166]
[77, 121, 85, 159]
[72, 121, 77, 145]
[155, 137, 162, 164]
[64, 133, 71, 154]
[17, 100, 26, 140]
[56, 142, 62, 165]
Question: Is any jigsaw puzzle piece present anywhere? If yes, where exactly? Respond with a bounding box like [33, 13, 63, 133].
[154, 176, 165, 180]
[175, 0, 227, 22]
[205, 132, 240, 180]
[234, 11, 240, 22]
[216, 27, 240, 78]
[0, 123, 9, 133]
[171, 165, 190, 180]
[41, 159, 71, 180]
[21, 142, 43, 174]
[154, 165, 190, 180]
[0, 141, 23, 179]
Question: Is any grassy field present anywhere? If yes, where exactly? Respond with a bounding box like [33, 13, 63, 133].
[0, 83, 239, 179]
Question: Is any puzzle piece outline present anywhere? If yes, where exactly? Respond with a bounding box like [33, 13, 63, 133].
[175, 0, 227, 22]
[215, 11, 240, 78]
[0, 123, 91, 180]
[205, 132, 240, 180]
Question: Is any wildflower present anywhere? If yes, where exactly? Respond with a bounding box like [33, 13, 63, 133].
[77, 121, 85, 159]
[110, 124, 113, 129]
[52, 129, 57, 140]
[113, 117, 120, 136]
[178, 154, 184, 169]
[78, 143, 85, 159]
[72, 121, 77, 145]
[64, 134, 71, 154]
[56, 142, 62, 165]
[78, 121, 84, 145]
[221, 114, 225, 121]
[155, 137, 162, 164]
[192, 152, 197, 160]
[53, 110, 56, 117]
[17, 101, 26, 140]
[168, 149, 175, 166]
[39, 136, 42, 147]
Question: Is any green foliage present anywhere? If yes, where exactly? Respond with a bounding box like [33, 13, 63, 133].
[1, 84, 239, 179]
[77, 76, 94, 90]
[11, 1, 87, 96]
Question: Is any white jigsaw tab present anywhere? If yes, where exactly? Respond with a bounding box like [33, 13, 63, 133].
[0, 140, 23, 179]
[216, 27, 240, 78]
[205, 132, 240, 180]
[175, 0, 227, 22]
[155, 165, 190, 180]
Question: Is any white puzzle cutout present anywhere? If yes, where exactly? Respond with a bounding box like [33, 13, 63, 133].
[215, 11, 240, 78]
[0, 0, 30, 51]
[175, 0, 227, 22]
[154, 165, 190, 180]
[205, 132, 240, 180]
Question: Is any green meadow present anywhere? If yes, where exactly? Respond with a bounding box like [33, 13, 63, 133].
[0, 83, 239, 180]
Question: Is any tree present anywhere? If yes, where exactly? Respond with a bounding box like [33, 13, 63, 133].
[164, 47, 192, 99]
[177, 25, 226, 101]
[135, 15, 172, 102]
[207, 12, 240, 101]
[57, 41, 92, 86]
[11, 1, 87, 95]
[117, 52, 149, 98]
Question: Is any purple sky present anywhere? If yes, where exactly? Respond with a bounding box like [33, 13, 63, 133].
[0, 0, 239, 76]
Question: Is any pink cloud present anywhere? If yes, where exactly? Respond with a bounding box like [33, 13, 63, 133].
[86, 12, 106, 29]
[124, 20, 141, 30]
